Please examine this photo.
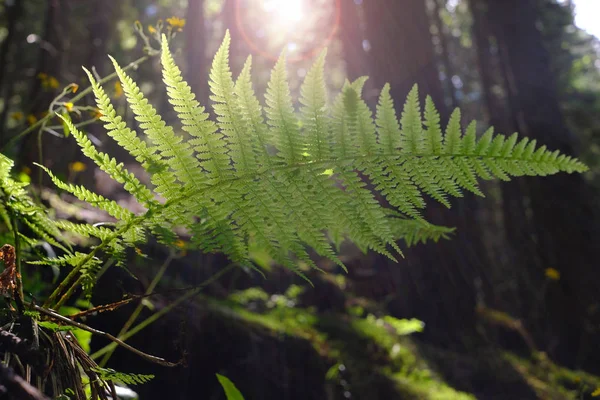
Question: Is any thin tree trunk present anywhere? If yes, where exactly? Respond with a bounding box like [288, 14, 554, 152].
[488, 0, 600, 368]
[0, 0, 24, 141]
[431, 0, 458, 110]
[358, 0, 493, 350]
[339, 0, 368, 81]
[185, 0, 210, 108]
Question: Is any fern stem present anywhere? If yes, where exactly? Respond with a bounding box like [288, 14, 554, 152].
[90, 264, 236, 361]
[44, 218, 140, 309]
[9, 212, 24, 313]
[1, 55, 150, 152]
[98, 252, 174, 367]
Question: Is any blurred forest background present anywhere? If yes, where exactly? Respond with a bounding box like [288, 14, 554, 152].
[2, 0, 600, 399]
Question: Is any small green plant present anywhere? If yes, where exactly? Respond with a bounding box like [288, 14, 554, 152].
[217, 373, 245, 400]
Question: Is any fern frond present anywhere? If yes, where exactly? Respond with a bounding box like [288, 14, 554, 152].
[55, 220, 114, 241]
[209, 30, 256, 174]
[91, 367, 154, 385]
[109, 55, 205, 191]
[43, 34, 587, 283]
[83, 67, 174, 197]
[35, 164, 133, 221]
[28, 252, 93, 267]
[234, 56, 273, 167]
[61, 116, 156, 207]
[265, 51, 304, 165]
[161, 35, 231, 181]
[300, 49, 330, 161]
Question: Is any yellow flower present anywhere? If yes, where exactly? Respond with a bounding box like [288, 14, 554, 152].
[592, 387, 600, 397]
[174, 239, 186, 249]
[114, 81, 123, 98]
[545, 268, 560, 281]
[148, 25, 156, 34]
[91, 108, 103, 119]
[27, 114, 37, 126]
[71, 83, 79, 93]
[64, 102, 74, 112]
[166, 16, 186, 31]
[69, 161, 87, 173]
[10, 112, 23, 121]
[47, 76, 60, 89]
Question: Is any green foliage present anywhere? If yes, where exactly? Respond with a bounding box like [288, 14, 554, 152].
[2, 31, 588, 293]
[216, 373, 245, 400]
[0, 154, 71, 252]
[91, 367, 155, 385]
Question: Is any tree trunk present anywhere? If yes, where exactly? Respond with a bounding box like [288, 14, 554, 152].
[185, 0, 210, 109]
[356, 0, 493, 350]
[339, 0, 368, 81]
[484, 0, 600, 368]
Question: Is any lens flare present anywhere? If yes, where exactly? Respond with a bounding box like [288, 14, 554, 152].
[234, 0, 341, 63]
[263, 0, 304, 26]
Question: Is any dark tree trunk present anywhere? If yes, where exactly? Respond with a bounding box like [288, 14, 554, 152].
[0, 0, 24, 141]
[356, 0, 493, 351]
[19, 0, 71, 176]
[430, 0, 458, 110]
[481, 0, 600, 368]
[185, 0, 210, 109]
[339, 0, 368, 81]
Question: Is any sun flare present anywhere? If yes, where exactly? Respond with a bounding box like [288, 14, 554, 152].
[262, 0, 304, 25]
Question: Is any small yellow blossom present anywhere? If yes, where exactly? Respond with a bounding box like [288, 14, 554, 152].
[69, 161, 87, 173]
[27, 114, 37, 126]
[10, 112, 23, 121]
[174, 239, 186, 249]
[71, 83, 79, 93]
[114, 81, 123, 98]
[592, 387, 600, 397]
[64, 102, 74, 112]
[166, 16, 186, 31]
[148, 25, 157, 34]
[545, 268, 560, 281]
[91, 108, 103, 119]
[47, 76, 60, 89]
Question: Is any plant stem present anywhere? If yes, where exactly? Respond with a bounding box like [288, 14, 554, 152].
[99, 253, 174, 367]
[1, 55, 149, 152]
[90, 264, 235, 361]
[33, 304, 178, 367]
[44, 218, 139, 309]
[9, 213, 24, 313]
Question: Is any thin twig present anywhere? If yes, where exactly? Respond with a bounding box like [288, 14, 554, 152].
[99, 252, 174, 367]
[91, 264, 235, 361]
[32, 305, 178, 368]
[1, 55, 149, 152]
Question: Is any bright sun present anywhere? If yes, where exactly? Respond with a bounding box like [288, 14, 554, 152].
[262, 0, 304, 25]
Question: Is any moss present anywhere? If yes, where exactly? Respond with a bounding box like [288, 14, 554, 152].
[504, 353, 600, 399]
[210, 294, 474, 399]
[214, 289, 600, 399]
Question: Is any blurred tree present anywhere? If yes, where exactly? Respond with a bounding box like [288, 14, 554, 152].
[339, 0, 368, 81]
[356, 0, 494, 352]
[472, 0, 600, 369]
[185, 0, 210, 107]
[0, 0, 24, 140]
